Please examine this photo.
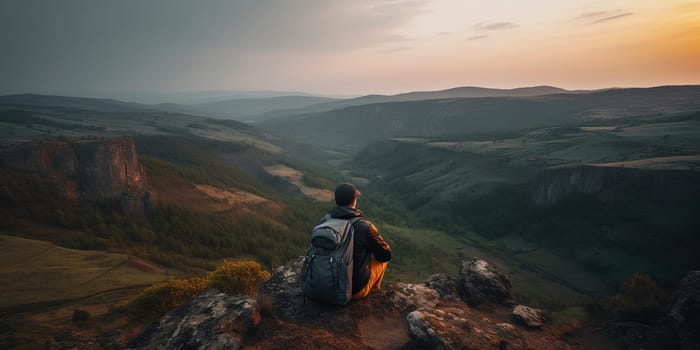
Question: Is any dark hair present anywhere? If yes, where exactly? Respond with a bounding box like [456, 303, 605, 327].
[335, 183, 361, 206]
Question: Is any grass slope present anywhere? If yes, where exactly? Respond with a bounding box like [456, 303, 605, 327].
[0, 235, 174, 311]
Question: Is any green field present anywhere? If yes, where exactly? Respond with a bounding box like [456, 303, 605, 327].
[0, 235, 175, 311]
[417, 119, 700, 164]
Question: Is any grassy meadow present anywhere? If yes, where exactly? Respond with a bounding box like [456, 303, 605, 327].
[0, 235, 174, 310]
[0, 235, 178, 349]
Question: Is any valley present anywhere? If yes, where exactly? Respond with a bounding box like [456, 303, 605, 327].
[0, 87, 698, 349]
[5, 0, 700, 347]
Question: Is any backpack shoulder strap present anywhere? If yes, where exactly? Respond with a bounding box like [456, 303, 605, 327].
[345, 217, 363, 236]
[348, 216, 363, 227]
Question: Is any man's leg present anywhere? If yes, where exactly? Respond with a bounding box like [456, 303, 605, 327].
[352, 256, 389, 299]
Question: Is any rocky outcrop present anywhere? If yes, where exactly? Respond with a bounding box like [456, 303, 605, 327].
[531, 161, 700, 207]
[407, 307, 531, 350]
[131, 257, 583, 349]
[127, 290, 259, 350]
[385, 282, 439, 312]
[459, 257, 515, 306]
[72, 138, 146, 204]
[256, 256, 306, 321]
[669, 271, 700, 350]
[425, 272, 460, 300]
[512, 305, 545, 328]
[0, 137, 151, 214]
[255, 256, 412, 349]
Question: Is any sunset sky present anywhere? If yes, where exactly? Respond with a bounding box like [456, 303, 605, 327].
[1, 0, 699, 97]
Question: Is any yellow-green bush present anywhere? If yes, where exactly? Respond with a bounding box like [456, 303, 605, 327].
[127, 259, 270, 320]
[207, 260, 270, 297]
[127, 277, 207, 319]
[607, 273, 666, 322]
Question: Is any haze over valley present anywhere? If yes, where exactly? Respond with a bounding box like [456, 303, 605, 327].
[1, 1, 700, 349]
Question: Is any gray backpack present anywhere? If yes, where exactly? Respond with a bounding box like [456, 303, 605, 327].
[301, 216, 361, 305]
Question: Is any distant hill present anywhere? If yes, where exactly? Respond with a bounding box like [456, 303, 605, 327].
[0, 86, 579, 123]
[106, 89, 324, 104]
[0, 93, 276, 152]
[0, 93, 153, 113]
[260, 85, 700, 151]
[190, 95, 338, 121]
[0, 93, 338, 123]
[249, 85, 578, 121]
[350, 85, 572, 104]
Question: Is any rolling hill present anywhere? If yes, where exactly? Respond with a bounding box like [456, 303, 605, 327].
[247, 85, 580, 121]
[0, 93, 153, 113]
[260, 85, 700, 152]
[190, 95, 338, 121]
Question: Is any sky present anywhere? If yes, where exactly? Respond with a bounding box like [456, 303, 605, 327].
[1, 0, 699, 97]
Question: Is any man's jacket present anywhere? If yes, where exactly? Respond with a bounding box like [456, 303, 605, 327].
[323, 206, 392, 294]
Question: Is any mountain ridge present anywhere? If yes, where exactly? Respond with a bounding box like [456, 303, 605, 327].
[260, 85, 700, 151]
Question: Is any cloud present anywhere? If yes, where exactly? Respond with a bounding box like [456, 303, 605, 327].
[466, 35, 488, 41]
[0, 0, 431, 92]
[435, 32, 451, 36]
[591, 12, 634, 24]
[473, 22, 519, 31]
[576, 11, 607, 19]
[0, 1, 431, 55]
[574, 10, 634, 24]
[378, 46, 412, 53]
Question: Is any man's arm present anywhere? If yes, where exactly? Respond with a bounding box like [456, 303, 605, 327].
[365, 220, 392, 262]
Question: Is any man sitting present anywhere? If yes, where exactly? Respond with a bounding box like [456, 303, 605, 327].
[323, 183, 392, 298]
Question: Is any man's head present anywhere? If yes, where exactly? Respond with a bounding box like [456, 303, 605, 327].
[335, 183, 361, 207]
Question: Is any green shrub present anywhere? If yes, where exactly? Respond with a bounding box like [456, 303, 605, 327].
[606, 273, 666, 322]
[207, 260, 270, 297]
[127, 259, 270, 320]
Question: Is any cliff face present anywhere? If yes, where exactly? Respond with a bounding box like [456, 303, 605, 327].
[531, 161, 700, 207]
[0, 137, 151, 214]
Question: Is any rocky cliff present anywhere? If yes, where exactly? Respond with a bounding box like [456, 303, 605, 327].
[45, 257, 699, 349]
[531, 157, 700, 207]
[0, 137, 151, 214]
[127, 258, 577, 350]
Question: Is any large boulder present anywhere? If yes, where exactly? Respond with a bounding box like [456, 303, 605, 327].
[459, 257, 515, 306]
[512, 305, 545, 328]
[425, 273, 460, 301]
[257, 256, 306, 320]
[407, 306, 529, 350]
[127, 289, 259, 350]
[668, 271, 700, 350]
[385, 282, 439, 312]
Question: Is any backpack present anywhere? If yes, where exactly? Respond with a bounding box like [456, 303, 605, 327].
[301, 216, 362, 305]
